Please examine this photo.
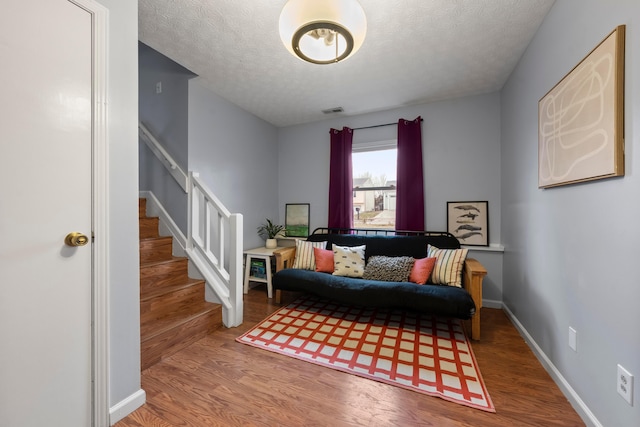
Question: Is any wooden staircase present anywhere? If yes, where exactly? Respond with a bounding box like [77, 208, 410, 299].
[139, 198, 222, 371]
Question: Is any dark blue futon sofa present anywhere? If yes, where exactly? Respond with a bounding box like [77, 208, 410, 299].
[273, 228, 486, 340]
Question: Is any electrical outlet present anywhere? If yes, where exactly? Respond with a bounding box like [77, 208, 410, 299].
[617, 364, 634, 405]
[155, 81, 162, 94]
[568, 327, 577, 352]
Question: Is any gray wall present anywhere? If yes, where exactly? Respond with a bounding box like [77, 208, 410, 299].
[277, 92, 504, 301]
[188, 78, 280, 249]
[501, 1, 639, 426]
[139, 42, 196, 233]
[97, 0, 141, 412]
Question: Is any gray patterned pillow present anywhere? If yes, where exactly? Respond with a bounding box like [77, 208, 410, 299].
[363, 256, 415, 282]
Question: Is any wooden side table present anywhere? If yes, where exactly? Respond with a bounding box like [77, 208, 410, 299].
[243, 246, 281, 298]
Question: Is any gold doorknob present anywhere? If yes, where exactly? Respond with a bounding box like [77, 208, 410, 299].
[65, 232, 89, 247]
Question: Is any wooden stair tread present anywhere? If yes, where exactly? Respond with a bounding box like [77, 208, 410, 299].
[139, 217, 160, 239]
[141, 299, 221, 341]
[140, 307, 222, 371]
[139, 199, 147, 217]
[140, 256, 187, 269]
[138, 197, 224, 371]
[140, 257, 190, 291]
[140, 278, 204, 302]
[140, 236, 174, 263]
[140, 236, 173, 243]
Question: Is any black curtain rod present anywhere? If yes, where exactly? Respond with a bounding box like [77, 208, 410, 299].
[352, 118, 423, 131]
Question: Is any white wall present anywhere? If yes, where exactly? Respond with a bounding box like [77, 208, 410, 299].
[501, 1, 640, 426]
[96, 0, 142, 418]
[139, 42, 196, 233]
[277, 92, 504, 301]
[188, 79, 280, 249]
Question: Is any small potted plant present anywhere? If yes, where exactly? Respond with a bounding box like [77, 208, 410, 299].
[257, 219, 285, 249]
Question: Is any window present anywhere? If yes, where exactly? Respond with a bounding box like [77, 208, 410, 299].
[352, 140, 396, 229]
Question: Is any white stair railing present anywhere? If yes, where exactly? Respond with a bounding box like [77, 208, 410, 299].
[139, 121, 188, 192]
[188, 172, 243, 326]
[139, 122, 243, 327]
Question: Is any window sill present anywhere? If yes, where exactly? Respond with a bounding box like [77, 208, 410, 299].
[461, 244, 504, 253]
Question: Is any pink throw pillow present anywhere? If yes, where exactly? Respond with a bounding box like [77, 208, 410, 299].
[314, 247, 334, 273]
[409, 257, 436, 285]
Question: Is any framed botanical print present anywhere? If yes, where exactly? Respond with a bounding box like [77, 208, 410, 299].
[285, 203, 310, 237]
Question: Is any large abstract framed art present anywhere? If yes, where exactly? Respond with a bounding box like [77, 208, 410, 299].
[538, 25, 625, 188]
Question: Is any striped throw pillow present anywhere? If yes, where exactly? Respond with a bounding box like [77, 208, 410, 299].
[427, 244, 468, 287]
[292, 240, 326, 270]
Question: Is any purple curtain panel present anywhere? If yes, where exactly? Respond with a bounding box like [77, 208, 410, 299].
[328, 127, 354, 229]
[396, 117, 425, 231]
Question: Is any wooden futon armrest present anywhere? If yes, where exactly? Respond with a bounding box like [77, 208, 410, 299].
[274, 246, 296, 272]
[273, 247, 296, 304]
[463, 258, 487, 341]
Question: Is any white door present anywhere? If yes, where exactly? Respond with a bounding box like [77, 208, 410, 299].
[0, 1, 94, 426]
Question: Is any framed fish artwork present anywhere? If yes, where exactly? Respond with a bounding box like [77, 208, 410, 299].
[447, 201, 488, 246]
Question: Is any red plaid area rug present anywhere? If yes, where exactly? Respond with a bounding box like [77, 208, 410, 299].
[236, 295, 495, 412]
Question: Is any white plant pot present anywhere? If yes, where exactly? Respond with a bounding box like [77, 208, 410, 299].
[265, 238, 277, 249]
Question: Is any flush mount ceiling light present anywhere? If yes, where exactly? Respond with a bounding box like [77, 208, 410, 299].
[279, 0, 367, 65]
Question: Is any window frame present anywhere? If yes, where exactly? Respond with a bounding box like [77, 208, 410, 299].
[351, 139, 397, 229]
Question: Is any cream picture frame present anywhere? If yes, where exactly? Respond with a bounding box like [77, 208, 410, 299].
[538, 25, 625, 188]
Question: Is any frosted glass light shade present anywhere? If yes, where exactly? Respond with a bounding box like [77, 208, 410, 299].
[279, 0, 367, 64]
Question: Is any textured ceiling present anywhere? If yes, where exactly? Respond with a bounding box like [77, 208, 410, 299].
[139, 0, 555, 128]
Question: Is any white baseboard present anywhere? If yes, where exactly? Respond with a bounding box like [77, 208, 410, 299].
[502, 304, 602, 427]
[109, 388, 146, 425]
[482, 298, 502, 309]
[139, 190, 187, 254]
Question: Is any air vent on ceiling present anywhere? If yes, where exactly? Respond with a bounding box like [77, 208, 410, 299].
[322, 107, 344, 114]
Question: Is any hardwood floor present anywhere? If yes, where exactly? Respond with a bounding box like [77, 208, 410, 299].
[116, 288, 585, 427]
